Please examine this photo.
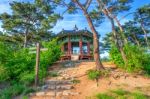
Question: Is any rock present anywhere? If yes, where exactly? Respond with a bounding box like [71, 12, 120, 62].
[61, 85, 73, 90]
[41, 85, 49, 90]
[56, 92, 62, 96]
[46, 80, 56, 85]
[62, 90, 71, 96]
[36, 92, 45, 96]
[48, 86, 56, 90]
[29, 93, 35, 96]
[56, 85, 61, 89]
[113, 74, 120, 80]
[61, 96, 69, 99]
[57, 77, 65, 80]
[46, 92, 55, 96]
[70, 92, 80, 95]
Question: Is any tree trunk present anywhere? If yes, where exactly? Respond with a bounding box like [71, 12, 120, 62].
[85, 12, 104, 70]
[97, 0, 127, 45]
[141, 23, 149, 47]
[73, 0, 104, 70]
[108, 16, 128, 66]
[132, 33, 140, 47]
[24, 28, 28, 48]
[113, 16, 128, 44]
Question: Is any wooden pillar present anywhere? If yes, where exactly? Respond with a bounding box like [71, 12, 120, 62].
[87, 42, 90, 55]
[35, 43, 40, 87]
[79, 38, 83, 55]
[61, 45, 64, 53]
[68, 35, 72, 55]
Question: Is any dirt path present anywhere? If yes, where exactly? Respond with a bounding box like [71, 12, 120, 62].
[30, 61, 150, 99]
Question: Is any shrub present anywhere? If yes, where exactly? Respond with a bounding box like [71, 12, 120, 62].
[87, 69, 101, 80]
[22, 87, 36, 95]
[87, 69, 110, 80]
[0, 39, 61, 84]
[109, 44, 150, 75]
[0, 65, 9, 82]
[0, 84, 25, 99]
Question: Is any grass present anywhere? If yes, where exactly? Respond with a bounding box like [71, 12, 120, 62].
[131, 92, 147, 99]
[96, 93, 114, 99]
[0, 83, 35, 99]
[95, 89, 149, 99]
[111, 89, 129, 96]
[0, 84, 25, 99]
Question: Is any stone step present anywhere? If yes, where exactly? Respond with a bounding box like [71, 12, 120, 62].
[30, 90, 80, 99]
[45, 80, 72, 85]
[48, 85, 73, 90]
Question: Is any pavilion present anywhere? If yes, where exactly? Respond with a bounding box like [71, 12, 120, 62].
[57, 26, 93, 61]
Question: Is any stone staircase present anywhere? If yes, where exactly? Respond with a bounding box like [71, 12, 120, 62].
[30, 79, 80, 99]
[29, 62, 82, 99]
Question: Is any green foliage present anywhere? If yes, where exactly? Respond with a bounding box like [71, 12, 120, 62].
[0, 84, 25, 99]
[109, 45, 124, 67]
[109, 44, 150, 74]
[0, 39, 61, 98]
[0, 65, 9, 82]
[87, 69, 101, 80]
[95, 89, 149, 99]
[87, 69, 110, 81]
[0, 1, 60, 45]
[111, 89, 129, 96]
[96, 93, 114, 99]
[131, 91, 148, 99]
[0, 39, 61, 85]
[22, 87, 35, 95]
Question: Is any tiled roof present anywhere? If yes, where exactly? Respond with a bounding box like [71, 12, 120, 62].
[56, 29, 93, 38]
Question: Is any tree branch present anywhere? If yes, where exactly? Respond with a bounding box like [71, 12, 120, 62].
[119, 12, 134, 22]
[85, 0, 92, 10]
[72, 0, 86, 13]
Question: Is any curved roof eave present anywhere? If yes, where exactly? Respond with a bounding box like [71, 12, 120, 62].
[56, 30, 93, 38]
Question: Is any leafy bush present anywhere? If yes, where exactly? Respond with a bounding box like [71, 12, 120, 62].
[22, 87, 36, 95]
[0, 84, 25, 99]
[0, 39, 61, 98]
[0, 65, 9, 82]
[109, 44, 150, 75]
[109, 44, 124, 67]
[87, 69, 101, 80]
[0, 39, 61, 84]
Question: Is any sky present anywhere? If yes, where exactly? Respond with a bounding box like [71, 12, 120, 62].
[0, 0, 150, 39]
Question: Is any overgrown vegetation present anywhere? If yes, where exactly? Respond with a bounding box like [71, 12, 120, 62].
[96, 89, 149, 99]
[0, 39, 61, 98]
[110, 44, 150, 75]
[87, 69, 110, 86]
